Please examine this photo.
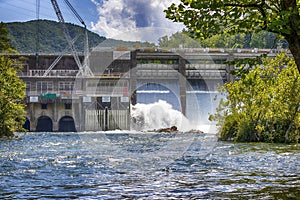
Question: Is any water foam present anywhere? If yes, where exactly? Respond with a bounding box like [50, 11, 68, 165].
[131, 100, 193, 131]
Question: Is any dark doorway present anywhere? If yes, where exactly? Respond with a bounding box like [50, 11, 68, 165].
[23, 118, 30, 131]
[58, 116, 77, 132]
[36, 116, 53, 132]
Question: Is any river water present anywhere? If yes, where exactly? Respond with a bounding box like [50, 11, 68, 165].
[1, 132, 299, 199]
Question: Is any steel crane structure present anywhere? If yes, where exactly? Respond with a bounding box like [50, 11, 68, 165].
[43, 0, 93, 77]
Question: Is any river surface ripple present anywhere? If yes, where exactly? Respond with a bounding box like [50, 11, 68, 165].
[0, 132, 299, 199]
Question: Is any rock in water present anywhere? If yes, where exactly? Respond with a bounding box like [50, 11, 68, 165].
[184, 129, 203, 134]
[157, 126, 178, 133]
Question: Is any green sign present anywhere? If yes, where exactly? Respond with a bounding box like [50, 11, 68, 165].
[41, 93, 57, 99]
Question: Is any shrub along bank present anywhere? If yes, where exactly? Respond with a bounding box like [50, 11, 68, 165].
[210, 53, 300, 143]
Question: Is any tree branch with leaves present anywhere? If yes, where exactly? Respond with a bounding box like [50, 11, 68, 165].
[0, 22, 26, 137]
[165, 0, 300, 73]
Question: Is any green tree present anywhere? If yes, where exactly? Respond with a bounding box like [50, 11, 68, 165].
[158, 31, 201, 48]
[158, 30, 285, 49]
[0, 22, 16, 53]
[201, 33, 246, 48]
[0, 22, 26, 137]
[250, 31, 279, 49]
[210, 53, 300, 143]
[165, 0, 300, 73]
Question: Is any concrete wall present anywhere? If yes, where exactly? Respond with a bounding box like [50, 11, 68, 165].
[26, 102, 77, 131]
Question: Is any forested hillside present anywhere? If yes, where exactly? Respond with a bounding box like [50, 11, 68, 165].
[7, 19, 285, 54]
[158, 31, 289, 49]
[6, 20, 153, 54]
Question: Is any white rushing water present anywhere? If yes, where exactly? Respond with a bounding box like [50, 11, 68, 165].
[131, 100, 200, 132]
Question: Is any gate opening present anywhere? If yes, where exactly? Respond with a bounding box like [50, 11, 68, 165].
[23, 118, 30, 131]
[58, 116, 76, 132]
[36, 116, 53, 132]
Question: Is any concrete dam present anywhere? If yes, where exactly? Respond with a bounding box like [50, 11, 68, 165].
[10, 47, 280, 132]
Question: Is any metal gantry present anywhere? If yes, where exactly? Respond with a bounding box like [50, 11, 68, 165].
[43, 0, 93, 77]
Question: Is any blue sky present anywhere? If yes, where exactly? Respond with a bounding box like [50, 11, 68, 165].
[0, 0, 99, 29]
[0, 0, 183, 43]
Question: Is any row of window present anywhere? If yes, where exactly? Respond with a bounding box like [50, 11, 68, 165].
[26, 81, 75, 93]
[86, 80, 128, 88]
[26, 81, 129, 93]
[136, 59, 227, 65]
[41, 103, 71, 110]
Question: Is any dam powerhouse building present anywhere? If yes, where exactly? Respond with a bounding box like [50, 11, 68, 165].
[9, 47, 280, 132]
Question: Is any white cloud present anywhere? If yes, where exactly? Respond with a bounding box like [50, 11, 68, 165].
[90, 0, 184, 43]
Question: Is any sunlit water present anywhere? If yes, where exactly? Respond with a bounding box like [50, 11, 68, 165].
[1, 132, 299, 199]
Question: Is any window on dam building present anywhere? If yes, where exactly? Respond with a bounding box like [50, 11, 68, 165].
[41, 104, 47, 110]
[37, 81, 53, 93]
[59, 82, 74, 93]
[86, 80, 129, 95]
[65, 103, 72, 110]
[25, 81, 31, 95]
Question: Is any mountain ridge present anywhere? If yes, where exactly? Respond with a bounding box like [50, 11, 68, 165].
[6, 19, 154, 54]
